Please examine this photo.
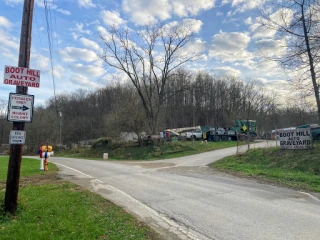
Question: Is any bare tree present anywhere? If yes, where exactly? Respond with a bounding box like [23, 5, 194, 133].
[105, 85, 147, 145]
[24, 71, 319, 146]
[258, 0, 320, 121]
[98, 22, 202, 133]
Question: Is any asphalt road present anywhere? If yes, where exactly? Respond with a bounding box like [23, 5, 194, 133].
[48, 141, 320, 240]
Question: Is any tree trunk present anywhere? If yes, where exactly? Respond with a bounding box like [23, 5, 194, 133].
[301, 4, 320, 122]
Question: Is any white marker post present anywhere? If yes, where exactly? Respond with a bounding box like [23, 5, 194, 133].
[40, 158, 44, 170]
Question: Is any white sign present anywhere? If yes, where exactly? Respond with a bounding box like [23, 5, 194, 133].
[3, 65, 40, 88]
[278, 128, 312, 149]
[9, 130, 26, 144]
[7, 93, 34, 122]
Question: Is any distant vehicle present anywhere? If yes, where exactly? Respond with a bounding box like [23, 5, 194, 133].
[162, 130, 182, 140]
[296, 124, 320, 141]
[205, 119, 257, 142]
[168, 120, 258, 142]
[165, 126, 200, 138]
[186, 129, 203, 140]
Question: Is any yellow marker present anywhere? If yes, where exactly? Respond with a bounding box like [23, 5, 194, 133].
[41, 145, 53, 152]
[242, 125, 247, 131]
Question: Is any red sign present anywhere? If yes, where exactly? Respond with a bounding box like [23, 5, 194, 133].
[3, 65, 40, 88]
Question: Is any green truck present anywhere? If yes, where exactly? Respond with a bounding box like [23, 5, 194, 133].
[202, 119, 257, 141]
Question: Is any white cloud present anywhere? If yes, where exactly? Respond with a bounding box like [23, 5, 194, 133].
[254, 77, 269, 85]
[0, 16, 12, 29]
[182, 18, 203, 33]
[1, 1, 66, 21]
[70, 73, 100, 88]
[222, 0, 266, 13]
[234, 59, 256, 70]
[100, 10, 126, 27]
[264, 79, 290, 93]
[171, 0, 215, 17]
[239, 59, 283, 78]
[30, 53, 50, 71]
[190, 38, 206, 53]
[249, 18, 276, 39]
[122, 0, 215, 25]
[3, 0, 23, 6]
[79, 37, 102, 52]
[251, 78, 291, 98]
[123, 0, 171, 25]
[0, 0, 295, 104]
[255, 38, 286, 57]
[211, 32, 250, 52]
[213, 66, 241, 76]
[209, 31, 252, 62]
[97, 26, 111, 39]
[244, 17, 252, 25]
[0, 29, 19, 51]
[59, 47, 98, 63]
[56, 8, 71, 16]
[52, 65, 65, 79]
[181, 38, 207, 60]
[72, 22, 91, 35]
[0, 48, 16, 62]
[100, 70, 130, 85]
[33, 0, 70, 16]
[249, 9, 294, 39]
[72, 32, 79, 40]
[70, 63, 106, 77]
[78, 0, 96, 8]
[30, 53, 65, 79]
[161, 18, 203, 36]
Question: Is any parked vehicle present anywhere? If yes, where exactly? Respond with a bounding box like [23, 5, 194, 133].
[186, 129, 203, 140]
[205, 120, 257, 142]
[296, 123, 320, 141]
[161, 130, 182, 140]
[166, 120, 257, 142]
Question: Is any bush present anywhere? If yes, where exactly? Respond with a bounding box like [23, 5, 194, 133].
[91, 138, 110, 149]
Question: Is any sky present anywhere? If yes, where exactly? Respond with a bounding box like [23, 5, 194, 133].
[0, 0, 291, 106]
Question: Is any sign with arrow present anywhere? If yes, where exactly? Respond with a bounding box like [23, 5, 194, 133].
[12, 105, 29, 111]
[9, 130, 26, 145]
[7, 93, 34, 122]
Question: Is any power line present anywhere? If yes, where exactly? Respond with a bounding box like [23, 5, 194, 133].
[34, 9, 53, 91]
[43, 0, 60, 116]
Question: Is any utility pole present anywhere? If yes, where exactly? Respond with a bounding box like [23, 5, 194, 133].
[4, 0, 34, 214]
[59, 111, 62, 151]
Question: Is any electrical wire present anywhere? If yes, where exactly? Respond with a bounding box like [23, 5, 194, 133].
[43, 0, 59, 115]
[34, 9, 53, 92]
[43, 0, 57, 98]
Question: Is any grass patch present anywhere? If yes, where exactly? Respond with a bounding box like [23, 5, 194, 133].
[56, 140, 242, 161]
[0, 156, 58, 180]
[209, 144, 320, 192]
[0, 157, 160, 239]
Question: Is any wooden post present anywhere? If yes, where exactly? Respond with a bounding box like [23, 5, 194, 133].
[4, 0, 34, 214]
[247, 101, 251, 150]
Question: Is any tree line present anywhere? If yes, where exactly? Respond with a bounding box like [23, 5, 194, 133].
[2, 0, 320, 152]
[0, 72, 317, 152]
